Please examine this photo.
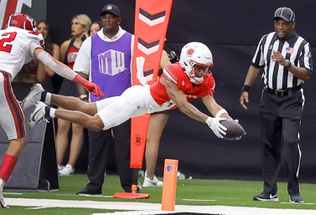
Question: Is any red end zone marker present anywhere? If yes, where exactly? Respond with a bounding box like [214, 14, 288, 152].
[114, 0, 173, 199]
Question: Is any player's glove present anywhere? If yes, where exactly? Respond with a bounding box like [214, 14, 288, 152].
[84, 81, 104, 98]
[206, 117, 227, 138]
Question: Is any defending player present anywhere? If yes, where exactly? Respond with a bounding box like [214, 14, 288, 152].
[25, 42, 237, 141]
[0, 12, 103, 208]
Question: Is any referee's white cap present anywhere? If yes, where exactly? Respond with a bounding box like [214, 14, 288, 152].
[273, 7, 295, 22]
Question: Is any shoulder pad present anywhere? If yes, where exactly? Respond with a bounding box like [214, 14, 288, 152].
[203, 73, 215, 90]
[26, 31, 45, 46]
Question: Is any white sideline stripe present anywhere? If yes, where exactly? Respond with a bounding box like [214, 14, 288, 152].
[54, 193, 113, 198]
[182, 198, 216, 202]
[281, 201, 315, 205]
[5, 192, 22, 195]
[6, 198, 316, 215]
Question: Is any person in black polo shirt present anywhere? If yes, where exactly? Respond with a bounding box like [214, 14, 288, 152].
[240, 7, 313, 203]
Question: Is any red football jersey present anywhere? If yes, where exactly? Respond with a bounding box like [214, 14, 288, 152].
[149, 63, 215, 109]
[66, 45, 79, 70]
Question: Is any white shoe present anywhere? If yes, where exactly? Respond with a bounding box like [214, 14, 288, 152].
[0, 180, 8, 208]
[28, 101, 49, 129]
[138, 170, 144, 177]
[59, 164, 74, 176]
[137, 181, 142, 191]
[143, 175, 163, 187]
[177, 170, 185, 179]
[21, 83, 44, 110]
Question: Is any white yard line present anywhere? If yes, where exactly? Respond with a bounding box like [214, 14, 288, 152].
[5, 197, 316, 215]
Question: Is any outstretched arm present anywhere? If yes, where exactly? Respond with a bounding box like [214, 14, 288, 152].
[33, 47, 104, 98]
[202, 95, 232, 119]
[160, 77, 208, 122]
[160, 77, 227, 138]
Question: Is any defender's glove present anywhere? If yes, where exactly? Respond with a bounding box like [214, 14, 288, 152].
[84, 82, 104, 98]
[206, 117, 227, 138]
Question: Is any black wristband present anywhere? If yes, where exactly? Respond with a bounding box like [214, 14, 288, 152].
[284, 60, 292, 69]
[241, 85, 250, 93]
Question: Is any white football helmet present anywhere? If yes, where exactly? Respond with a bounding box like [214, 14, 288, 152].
[179, 42, 214, 85]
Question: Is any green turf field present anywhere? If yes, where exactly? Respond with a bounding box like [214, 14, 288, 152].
[1, 174, 316, 214]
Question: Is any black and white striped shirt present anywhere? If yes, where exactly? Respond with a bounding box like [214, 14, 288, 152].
[252, 32, 313, 90]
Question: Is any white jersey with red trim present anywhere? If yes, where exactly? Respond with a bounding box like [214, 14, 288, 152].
[150, 63, 216, 109]
[0, 26, 43, 80]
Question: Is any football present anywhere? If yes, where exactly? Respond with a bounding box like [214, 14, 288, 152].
[220, 119, 246, 140]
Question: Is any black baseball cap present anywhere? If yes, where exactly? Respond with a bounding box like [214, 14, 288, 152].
[273, 7, 295, 22]
[100, 4, 120, 17]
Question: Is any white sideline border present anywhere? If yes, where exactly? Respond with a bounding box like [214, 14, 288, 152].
[6, 197, 316, 215]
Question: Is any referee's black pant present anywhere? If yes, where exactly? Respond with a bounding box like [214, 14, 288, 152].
[84, 119, 133, 193]
[259, 88, 304, 195]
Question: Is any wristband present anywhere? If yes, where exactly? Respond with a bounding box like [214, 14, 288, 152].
[79, 94, 88, 100]
[284, 60, 292, 69]
[215, 109, 228, 118]
[241, 85, 250, 93]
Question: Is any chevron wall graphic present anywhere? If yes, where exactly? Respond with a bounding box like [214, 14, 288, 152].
[130, 0, 173, 170]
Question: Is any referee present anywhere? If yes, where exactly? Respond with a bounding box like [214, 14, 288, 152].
[240, 7, 313, 203]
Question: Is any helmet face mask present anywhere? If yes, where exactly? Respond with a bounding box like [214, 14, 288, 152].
[7, 12, 37, 31]
[179, 42, 214, 85]
[193, 64, 211, 75]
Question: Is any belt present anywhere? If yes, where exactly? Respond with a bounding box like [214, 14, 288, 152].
[264, 85, 302, 97]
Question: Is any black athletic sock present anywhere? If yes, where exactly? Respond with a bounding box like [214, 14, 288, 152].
[45, 105, 51, 119]
[40, 91, 47, 102]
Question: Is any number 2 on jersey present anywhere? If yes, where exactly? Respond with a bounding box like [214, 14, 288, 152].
[0, 32, 17, 53]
